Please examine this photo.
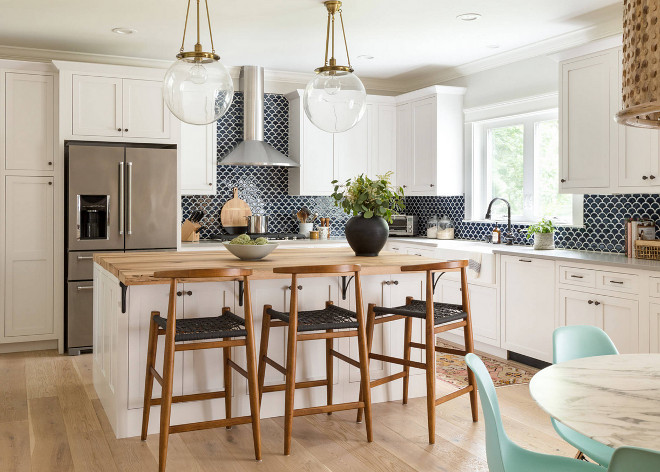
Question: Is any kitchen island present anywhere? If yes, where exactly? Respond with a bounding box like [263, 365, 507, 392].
[93, 247, 440, 438]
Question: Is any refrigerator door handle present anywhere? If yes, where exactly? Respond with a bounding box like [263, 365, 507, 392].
[127, 162, 133, 235]
[119, 162, 125, 235]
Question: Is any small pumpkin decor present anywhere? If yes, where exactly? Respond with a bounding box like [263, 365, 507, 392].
[331, 172, 405, 256]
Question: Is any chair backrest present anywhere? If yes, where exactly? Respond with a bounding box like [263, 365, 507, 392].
[154, 268, 253, 280]
[272, 264, 361, 275]
[607, 446, 660, 472]
[553, 325, 618, 364]
[465, 353, 511, 472]
[400, 260, 468, 273]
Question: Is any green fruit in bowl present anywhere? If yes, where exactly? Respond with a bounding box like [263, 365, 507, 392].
[229, 234, 251, 245]
[254, 237, 268, 245]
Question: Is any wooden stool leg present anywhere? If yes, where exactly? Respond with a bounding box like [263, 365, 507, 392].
[223, 336, 232, 429]
[158, 289, 177, 472]
[242, 278, 262, 461]
[402, 316, 413, 405]
[284, 279, 299, 455]
[424, 274, 436, 444]
[357, 303, 375, 423]
[354, 274, 373, 442]
[141, 312, 159, 441]
[461, 273, 479, 423]
[257, 306, 271, 404]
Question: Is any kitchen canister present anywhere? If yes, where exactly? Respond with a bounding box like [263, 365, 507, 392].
[426, 215, 438, 238]
[436, 215, 455, 240]
[318, 226, 330, 240]
[299, 222, 313, 238]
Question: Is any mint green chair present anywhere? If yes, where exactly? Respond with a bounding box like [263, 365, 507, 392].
[465, 353, 605, 472]
[553, 326, 618, 466]
[608, 446, 660, 471]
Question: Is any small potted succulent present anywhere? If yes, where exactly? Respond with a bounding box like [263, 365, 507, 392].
[526, 218, 556, 250]
[331, 172, 405, 256]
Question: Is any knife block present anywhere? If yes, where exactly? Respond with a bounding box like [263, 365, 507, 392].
[181, 220, 201, 242]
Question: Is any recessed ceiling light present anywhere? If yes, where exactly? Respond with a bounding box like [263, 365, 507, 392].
[356, 54, 375, 60]
[112, 27, 137, 35]
[456, 13, 481, 21]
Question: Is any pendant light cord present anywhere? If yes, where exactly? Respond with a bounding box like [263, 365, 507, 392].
[321, 4, 353, 69]
[180, 0, 192, 52]
[205, 0, 216, 53]
[338, 9, 351, 69]
[178, 0, 215, 54]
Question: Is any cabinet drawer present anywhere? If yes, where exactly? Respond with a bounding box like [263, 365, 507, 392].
[650, 277, 660, 298]
[559, 266, 596, 288]
[595, 270, 639, 294]
[68, 251, 96, 281]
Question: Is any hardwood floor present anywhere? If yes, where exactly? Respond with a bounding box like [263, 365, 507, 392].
[1, 350, 577, 471]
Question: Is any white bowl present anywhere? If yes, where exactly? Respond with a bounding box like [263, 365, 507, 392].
[222, 242, 279, 260]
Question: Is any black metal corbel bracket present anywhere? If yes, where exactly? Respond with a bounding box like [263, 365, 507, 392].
[341, 275, 354, 300]
[432, 272, 445, 294]
[120, 282, 128, 313]
[238, 280, 244, 307]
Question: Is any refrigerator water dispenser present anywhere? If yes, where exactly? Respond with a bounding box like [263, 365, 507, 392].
[77, 195, 109, 240]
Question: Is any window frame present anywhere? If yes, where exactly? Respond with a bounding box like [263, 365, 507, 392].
[464, 95, 582, 226]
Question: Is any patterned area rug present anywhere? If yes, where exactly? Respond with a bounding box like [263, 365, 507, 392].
[436, 342, 537, 388]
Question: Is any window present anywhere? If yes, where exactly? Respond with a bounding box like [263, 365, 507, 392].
[472, 109, 578, 224]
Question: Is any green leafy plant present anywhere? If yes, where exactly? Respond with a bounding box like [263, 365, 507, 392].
[331, 172, 405, 223]
[526, 218, 556, 239]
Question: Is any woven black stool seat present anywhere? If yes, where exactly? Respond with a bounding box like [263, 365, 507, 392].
[373, 299, 467, 325]
[152, 311, 247, 342]
[266, 304, 359, 332]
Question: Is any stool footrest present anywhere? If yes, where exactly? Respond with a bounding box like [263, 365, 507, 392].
[369, 353, 426, 370]
[297, 330, 357, 341]
[227, 359, 248, 379]
[150, 366, 163, 386]
[435, 385, 474, 406]
[168, 415, 253, 434]
[175, 339, 245, 351]
[329, 349, 360, 368]
[264, 356, 287, 375]
[293, 401, 364, 417]
[150, 389, 227, 406]
[370, 371, 406, 388]
[262, 379, 328, 393]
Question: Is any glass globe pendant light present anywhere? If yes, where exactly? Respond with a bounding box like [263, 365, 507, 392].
[163, 0, 234, 125]
[303, 1, 367, 133]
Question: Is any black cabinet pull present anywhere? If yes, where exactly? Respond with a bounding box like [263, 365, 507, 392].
[177, 291, 182, 297]
[124, 128, 128, 132]
[594, 301, 601, 306]
[117, 128, 122, 132]
[650, 175, 656, 180]
[588, 299, 593, 304]
[609, 280, 624, 284]
[287, 285, 303, 290]
[518, 259, 532, 263]
[560, 178, 566, 183]
[643, 175, 649, 180]
[570, 275, 584, 279]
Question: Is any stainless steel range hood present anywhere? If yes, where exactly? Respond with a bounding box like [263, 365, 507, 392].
[220, 66, 299, 167]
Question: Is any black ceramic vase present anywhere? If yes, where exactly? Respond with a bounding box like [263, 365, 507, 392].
[344, 213, 389, 257]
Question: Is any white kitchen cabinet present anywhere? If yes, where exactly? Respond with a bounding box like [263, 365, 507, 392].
[559, 288, 640, 354]
[501, 255, 556, 362]
[180, 122, 217, 195]
[395, 86, 465, 196]
[287, 90, 398, 196]
[651, 303, 660, 353]
[4, 72, 54, 171]
[122, 79, 170, 139]
[4, 176, 54, 337]
[439, 280, 498, 346]
[72, 74, 170, 139]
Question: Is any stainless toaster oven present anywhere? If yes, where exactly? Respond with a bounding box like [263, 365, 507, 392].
[388, 215, 418, 236]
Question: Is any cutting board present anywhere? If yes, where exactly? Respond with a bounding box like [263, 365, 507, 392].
[220, 187, 251, 228]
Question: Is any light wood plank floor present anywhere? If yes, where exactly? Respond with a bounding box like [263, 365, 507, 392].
[0, 350, 577, 471]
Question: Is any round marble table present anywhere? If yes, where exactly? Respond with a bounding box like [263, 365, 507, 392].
[529, 354, 660, 450]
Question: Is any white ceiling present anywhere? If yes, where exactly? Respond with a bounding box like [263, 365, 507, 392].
[0, 0, 622, 83]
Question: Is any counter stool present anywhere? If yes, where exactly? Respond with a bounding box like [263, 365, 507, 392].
[357, 260, 478, 444]
[257, 264, 372, 455]
[141, 268, 261, 472]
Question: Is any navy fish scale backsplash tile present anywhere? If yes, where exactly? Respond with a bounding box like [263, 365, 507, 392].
[183, 92, 659, 253]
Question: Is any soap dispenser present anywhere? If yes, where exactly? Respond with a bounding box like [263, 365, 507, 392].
[492, 224, 501, 244]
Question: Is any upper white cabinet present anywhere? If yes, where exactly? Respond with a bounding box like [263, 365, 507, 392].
[4, 176, 54, 338]
[559, 47, 660, 193]
[72, 74, 171, 140]
[395, 86, 465, 196]
[287, 90, 397, 196]
[180, 122, 217, 195]
[4, 73, 55, 171]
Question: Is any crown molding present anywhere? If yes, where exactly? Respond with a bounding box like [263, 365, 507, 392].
[400, 16, 623, 91]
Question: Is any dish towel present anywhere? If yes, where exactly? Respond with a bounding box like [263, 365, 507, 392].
[468, 253, 482, 279]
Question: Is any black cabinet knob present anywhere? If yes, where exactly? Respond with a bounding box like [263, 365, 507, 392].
[124, 128, 128, 132]
[560, 178, 566, 183]
[651, 175, 656, 180]
[643, 175, 649, 180]
[117, 128, 122, 132]
[588, 300, 593, 304]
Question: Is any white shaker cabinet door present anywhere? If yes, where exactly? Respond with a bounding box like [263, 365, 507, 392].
[600, 294, 639, 354]
[334, 107, 370, 184]
[301, 114, 334, 195]
[72, 75, 123, 137]
[180, 122, 217, 195]
[396, 102, 412, 192]
[4, 176, 54, 337]
[501, 256, 556, 363]
[4, 73, 54, 171]
[618, 125, 659, 188]
[651, 303, 660, 353]
[560, 52, 616, 191]
[122, 78, 171, 139]
[370, 104, 397, 184]
[409, 97, 437, 194]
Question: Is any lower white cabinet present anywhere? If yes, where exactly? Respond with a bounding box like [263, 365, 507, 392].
[4, 176, 54, 337]
[560, 288, 640, 354]
[651, 303, 660, 353]
[501, 255, 556, 362]
[439, 280, 498, 346]
[180, 122, 217, 195]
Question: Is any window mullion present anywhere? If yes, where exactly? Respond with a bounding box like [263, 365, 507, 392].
[522, 120, 535, 220]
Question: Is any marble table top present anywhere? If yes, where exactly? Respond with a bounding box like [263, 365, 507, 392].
[529, 354, 660, 450]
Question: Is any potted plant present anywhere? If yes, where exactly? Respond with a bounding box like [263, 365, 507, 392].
[331, 172, 405, 256]
[526, 218, 556, 250]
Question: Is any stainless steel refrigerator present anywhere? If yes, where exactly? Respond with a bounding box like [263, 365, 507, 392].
[66, 142, 177, 354]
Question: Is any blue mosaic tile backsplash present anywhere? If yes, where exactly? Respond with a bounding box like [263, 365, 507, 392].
[182, 92, 660, 253]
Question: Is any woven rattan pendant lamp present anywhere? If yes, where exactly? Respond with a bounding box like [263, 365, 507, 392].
[616, 0, 660, 128]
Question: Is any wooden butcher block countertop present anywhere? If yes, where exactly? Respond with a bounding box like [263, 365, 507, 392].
[93, 247, 439, 286]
